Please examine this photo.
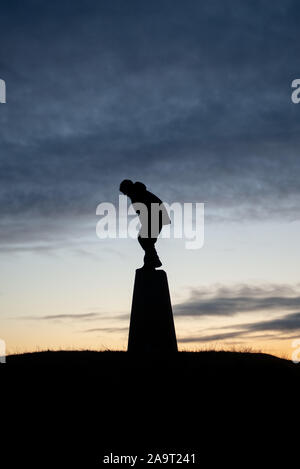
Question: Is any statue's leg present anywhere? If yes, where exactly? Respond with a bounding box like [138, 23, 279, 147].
[138, 233, 161, 268]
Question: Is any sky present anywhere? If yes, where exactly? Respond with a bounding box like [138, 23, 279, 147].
[1, 0, 300, 358]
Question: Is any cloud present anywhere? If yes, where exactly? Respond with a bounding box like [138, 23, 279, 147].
[242, 311, 300, 333]
[175, 283, 300, 343]
[178, 331, 246, 343]
[178, 311, 300, 343]
[174, 284, 300, 317]
[1, 0, 300, 249]
[21, 313, 102, 321]
[83, 327, 128, 333]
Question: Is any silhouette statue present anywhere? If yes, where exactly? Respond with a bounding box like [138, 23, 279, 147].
[119, 179, 171, 269]
[120, 180, 177, 353]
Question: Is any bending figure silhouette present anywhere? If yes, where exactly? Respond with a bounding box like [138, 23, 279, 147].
[120, 180, 171, 269]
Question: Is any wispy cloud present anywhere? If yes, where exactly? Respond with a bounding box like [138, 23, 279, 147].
[178, 331, 246, 343]
[177, 311, 300, 343]
[240, 311, 300, 333]
[174, 284, 300, 317]
[83, 327, 128, 333]
[175, 284, 300, 343]
[21, 313, 102, 321]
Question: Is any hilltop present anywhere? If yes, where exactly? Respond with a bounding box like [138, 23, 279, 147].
[2, 350, 299, 466]
[5, 349, 299, 392]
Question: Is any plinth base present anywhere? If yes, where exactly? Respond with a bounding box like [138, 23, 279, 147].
[128, 269, 178, 353]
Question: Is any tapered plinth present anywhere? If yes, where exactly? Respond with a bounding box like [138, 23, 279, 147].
[128, 269, 178, 353]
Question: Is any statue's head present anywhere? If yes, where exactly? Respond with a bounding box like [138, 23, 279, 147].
[119, 179, 134, 195]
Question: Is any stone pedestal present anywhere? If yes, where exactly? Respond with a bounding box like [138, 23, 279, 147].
[128, 269, 178, 353]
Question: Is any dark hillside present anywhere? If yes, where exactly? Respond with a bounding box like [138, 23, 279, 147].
[2, 351, 299, 466]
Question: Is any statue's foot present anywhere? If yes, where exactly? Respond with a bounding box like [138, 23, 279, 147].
[142, 257, 162, 269]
